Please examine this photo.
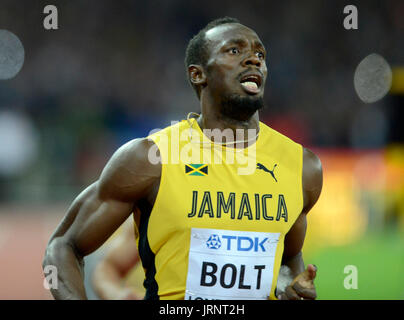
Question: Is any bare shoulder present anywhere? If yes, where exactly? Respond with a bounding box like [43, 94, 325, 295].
[302, 147, 323, 213]
[98, 138, 161, 202]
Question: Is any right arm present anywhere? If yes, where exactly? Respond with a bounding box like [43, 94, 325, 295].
[42, 138, 160, 300]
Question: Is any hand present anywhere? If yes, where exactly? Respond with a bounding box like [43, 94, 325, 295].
[277, 264, 317, 300]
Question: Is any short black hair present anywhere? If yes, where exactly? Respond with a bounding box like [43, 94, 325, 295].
[185, 16, 241, 99]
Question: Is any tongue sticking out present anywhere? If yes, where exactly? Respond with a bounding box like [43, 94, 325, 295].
[241, 81, 259, 93]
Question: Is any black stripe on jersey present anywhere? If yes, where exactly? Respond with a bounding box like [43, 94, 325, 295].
[137, 200, 159, 300]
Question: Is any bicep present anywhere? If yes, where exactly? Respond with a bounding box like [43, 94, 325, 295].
[51, 181, 134, 257]
[302, 148, 323, 213]
[282, 148, 322, 261]
[49, 138, 160, 257]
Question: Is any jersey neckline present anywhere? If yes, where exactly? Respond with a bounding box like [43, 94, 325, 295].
[187, 117, 268, 152]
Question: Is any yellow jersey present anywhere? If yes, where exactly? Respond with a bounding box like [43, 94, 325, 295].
[135, 118, 303, 300]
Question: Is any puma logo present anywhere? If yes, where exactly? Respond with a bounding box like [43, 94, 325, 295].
[256, 163, 278, 182]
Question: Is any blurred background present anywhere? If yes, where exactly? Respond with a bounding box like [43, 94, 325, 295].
[0, 0, 403, 299]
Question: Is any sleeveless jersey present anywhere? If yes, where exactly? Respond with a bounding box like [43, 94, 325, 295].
[136, 118, 303, 300]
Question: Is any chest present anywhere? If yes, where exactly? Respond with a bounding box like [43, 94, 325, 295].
[154, 157, 303, 236]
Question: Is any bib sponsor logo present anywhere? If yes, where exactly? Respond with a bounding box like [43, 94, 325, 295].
[206, 234, 268, 252]
[206, 234, 221, 249]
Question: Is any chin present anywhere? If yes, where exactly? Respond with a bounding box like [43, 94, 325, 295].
[220, 93, 264, 121]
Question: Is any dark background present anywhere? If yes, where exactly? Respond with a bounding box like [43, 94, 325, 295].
[0, 0, 402, 201]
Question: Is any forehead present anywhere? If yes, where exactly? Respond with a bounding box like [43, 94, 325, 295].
[205, 23, 264, 49]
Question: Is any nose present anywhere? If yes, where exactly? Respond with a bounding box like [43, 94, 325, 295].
[242, 52, 261, 68]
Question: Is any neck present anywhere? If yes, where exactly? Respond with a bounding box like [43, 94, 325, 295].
[196, 93, 260, 147]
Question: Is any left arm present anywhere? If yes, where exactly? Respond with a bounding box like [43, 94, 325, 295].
[277, 147, 323, 300]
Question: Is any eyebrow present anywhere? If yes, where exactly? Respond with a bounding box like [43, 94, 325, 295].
[222, 38, 265, 50]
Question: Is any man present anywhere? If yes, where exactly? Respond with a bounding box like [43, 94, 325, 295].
[43, 16, 322, 300]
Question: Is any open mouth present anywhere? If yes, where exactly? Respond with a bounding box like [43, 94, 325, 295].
[239, 74, 262, 94]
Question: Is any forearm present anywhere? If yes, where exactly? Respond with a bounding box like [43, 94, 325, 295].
[43, 238, 87, 300]
[282, 251, 305, 278]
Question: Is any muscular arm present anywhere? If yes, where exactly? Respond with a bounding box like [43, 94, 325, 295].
[42, 138, 160, 300]
[277, 147, 323, 298]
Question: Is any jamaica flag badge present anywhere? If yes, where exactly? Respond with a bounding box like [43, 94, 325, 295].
[185, 164, 208, 176]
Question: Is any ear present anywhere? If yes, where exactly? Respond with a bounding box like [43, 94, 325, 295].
[188, 64, 207, 87]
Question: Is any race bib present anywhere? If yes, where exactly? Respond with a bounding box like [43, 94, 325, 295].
[185, 228, 280, 300]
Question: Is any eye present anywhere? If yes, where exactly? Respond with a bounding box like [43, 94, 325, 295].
[256, 51, 265, 59]
[228, 47, 240, 55]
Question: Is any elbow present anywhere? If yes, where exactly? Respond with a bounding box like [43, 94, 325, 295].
[42, 236, 82, 270]
[43, 237, 57, 270]
[43, 237, 61, 271]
